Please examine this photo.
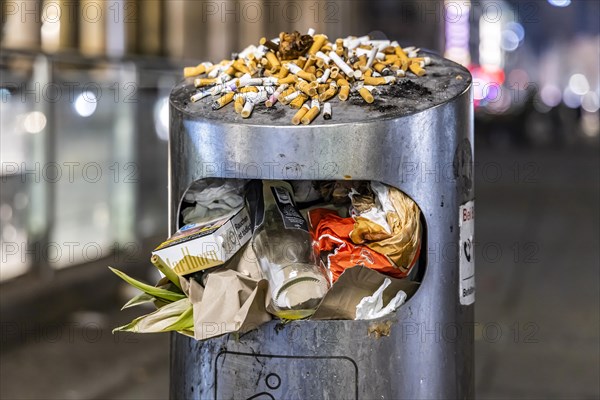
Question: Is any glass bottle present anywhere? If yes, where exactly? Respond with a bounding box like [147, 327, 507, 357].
[249, 180, 330, 319]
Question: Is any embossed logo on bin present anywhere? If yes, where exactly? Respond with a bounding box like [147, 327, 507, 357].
[214, 351, 358, 399]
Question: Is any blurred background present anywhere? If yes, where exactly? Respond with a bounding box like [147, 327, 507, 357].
[1, 0, 598, 399]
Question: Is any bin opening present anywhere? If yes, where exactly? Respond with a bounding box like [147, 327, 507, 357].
[110, 178, 426, 339]
[173, 178, 425, 324]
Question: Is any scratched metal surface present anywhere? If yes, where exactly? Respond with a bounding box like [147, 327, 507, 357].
[169, 52, 474, 399]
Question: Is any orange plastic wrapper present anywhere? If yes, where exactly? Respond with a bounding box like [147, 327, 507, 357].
[308, 208, 402, 282]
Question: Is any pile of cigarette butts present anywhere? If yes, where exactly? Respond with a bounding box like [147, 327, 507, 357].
[183, 29, 431, 125]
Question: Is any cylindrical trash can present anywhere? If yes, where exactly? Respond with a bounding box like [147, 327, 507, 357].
[168, 53, 474, 399]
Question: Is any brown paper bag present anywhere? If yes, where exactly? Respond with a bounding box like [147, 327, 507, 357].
[190, 243, 271, 340]
[311, 265, 420, 320]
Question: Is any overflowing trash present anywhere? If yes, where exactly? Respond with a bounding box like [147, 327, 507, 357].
[111, 180, 422, 339]
[182, 29, 431, 124]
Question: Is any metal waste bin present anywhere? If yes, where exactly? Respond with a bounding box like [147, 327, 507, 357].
[168, 53, 474, 399]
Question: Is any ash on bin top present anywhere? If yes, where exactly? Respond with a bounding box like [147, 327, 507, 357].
[170, 52, 471, 126]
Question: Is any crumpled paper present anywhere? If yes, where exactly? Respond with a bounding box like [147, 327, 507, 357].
[188, 242, 272, 341]
[355, 278, 407, 320]
[312, 265, 419, 320]
[350, 181, 422, 276]
[182, 179, 246, 225]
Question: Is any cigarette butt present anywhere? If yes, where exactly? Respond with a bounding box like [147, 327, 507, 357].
[241, 100, 255, 118]
[277, 87, 296, 103]
[304, 55, 316, 70]
[297, 80, 317, 97]
[318, 68, 331, 83]
[338, 85, 350, 101]
[239, 86, 259, 93]
[308, 34, 328, 55]
[184, 62, 210, 78]
[329, 51, 354, 78]
[233, 59, 251, 74]
[259, 37, 279, 52]
[190, 90, 210, 102]
[315, 51, 330, 65]
[364, 76, 395, 85]
[364, 68, 373, 77]
[319, 84, 338, 102]
[286, 62, 316, 82]
[373, 62, 392, 76]
[396, 68, 406, 77]
[234, 95, 245, 113]
[278, 74, 297, 85]
[265, 51, 281, 69]
[225, 65, 236, 76]
[296, 57, 307, 69]
[337, 77, 350, 87]
[282, 90, 301, 105]
[307, 28, 316, 36]
[292, 103, 310, 125]
[335, 38, 345, 57]
[353, 69, 363, 80]
[278, 86, 296, 102]
[330, 66, 340, 79]
[318, 83, 329, 94]
[279, 65, 290, 79]
[323, 103, 332, 120]
[266, 84, 288, 107]
[212, 92, 235, 110]
[297, 70, 316, 82]
[301, 106, 320, 125]
[409, 62, 426, 76]
[184, 66, 198, 78]
[357, 54, 367, 67]
[359, 86, 374, 103]
[194, 78, 217, 87]
[394, 47, 410, 70]
[289, 93, 308, 108]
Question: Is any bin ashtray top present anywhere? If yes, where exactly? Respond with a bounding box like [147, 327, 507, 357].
[170, 52, 471, 126]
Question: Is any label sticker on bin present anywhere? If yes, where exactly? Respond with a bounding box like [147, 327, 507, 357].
[459, 200, 475, 305]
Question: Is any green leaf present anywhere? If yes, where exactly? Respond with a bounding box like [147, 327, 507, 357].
[109, 267, 185, 303]
[164, 305, 193, 331]
[121, 292, 156, 310]
[177, 329, 195, 338]
[113, 298, 193, 334]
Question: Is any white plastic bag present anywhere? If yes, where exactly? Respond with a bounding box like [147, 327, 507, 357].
[355, 278, 407, 320]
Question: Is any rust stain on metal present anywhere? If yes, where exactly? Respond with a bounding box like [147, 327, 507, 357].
[368, 320, 393, 338]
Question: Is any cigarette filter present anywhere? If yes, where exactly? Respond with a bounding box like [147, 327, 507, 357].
[359, 86, 374, 103]
[212, 92, 235, 110]
[292, 103, 310, 125]
[323, 102, 332, 120]
[308, 34, 328, 55]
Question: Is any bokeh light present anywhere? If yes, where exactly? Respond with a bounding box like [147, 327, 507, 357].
[74, 91, 98, 117]
[23, 111, 47, 133]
